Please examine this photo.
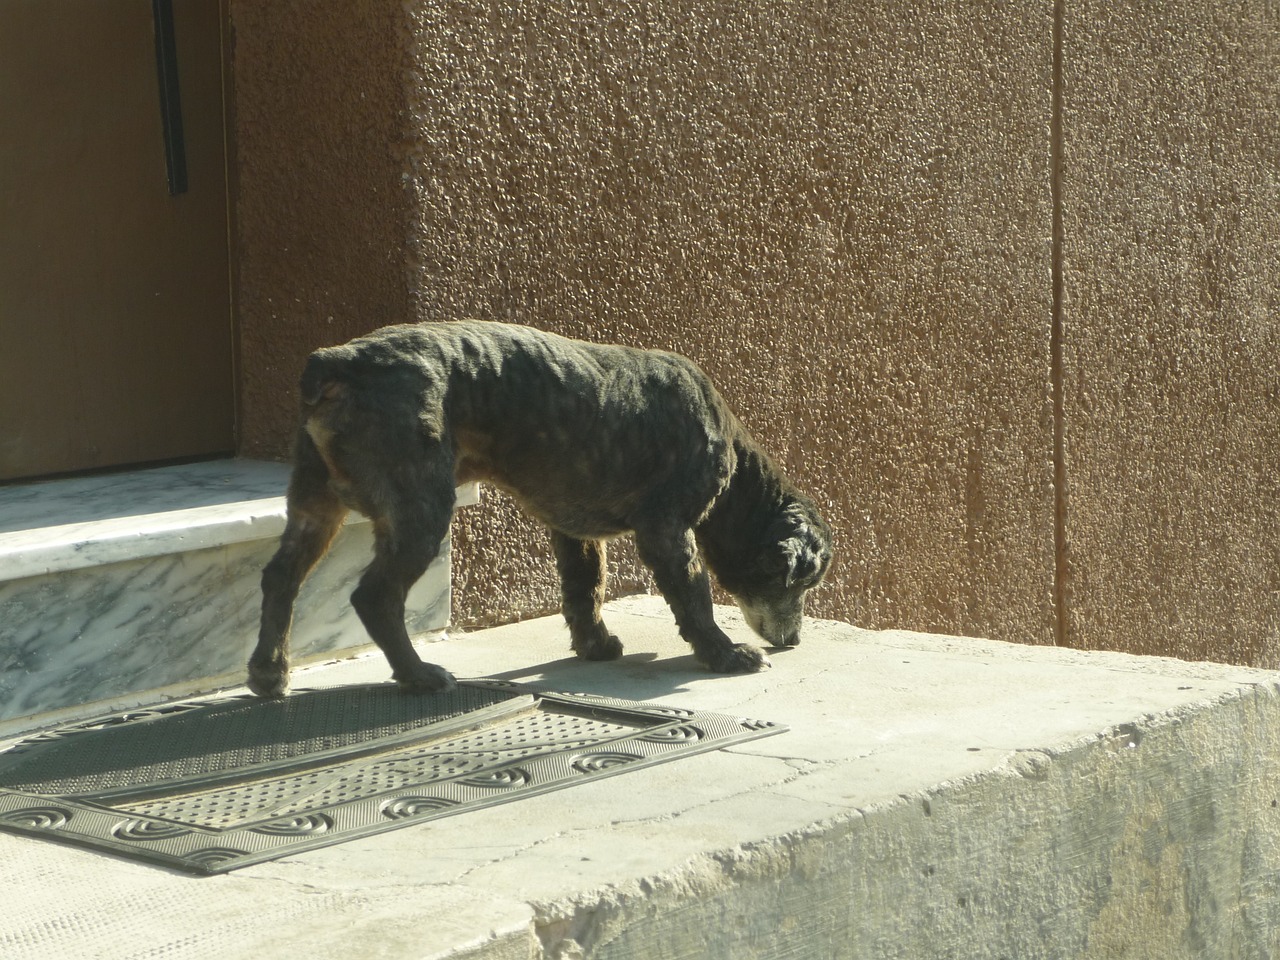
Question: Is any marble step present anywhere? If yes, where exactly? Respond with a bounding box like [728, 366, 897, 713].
[0, 460, 474, 732]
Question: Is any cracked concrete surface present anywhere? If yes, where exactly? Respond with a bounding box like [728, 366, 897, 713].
[3, 596, 1279, 959]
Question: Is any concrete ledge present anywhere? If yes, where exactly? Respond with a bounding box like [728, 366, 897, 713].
[3, 596, 1278, 959]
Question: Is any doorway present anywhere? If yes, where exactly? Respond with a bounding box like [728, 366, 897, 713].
[0, 0, 233, 482]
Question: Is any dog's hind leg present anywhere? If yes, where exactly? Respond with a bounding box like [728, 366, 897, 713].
[250, 435, 348, 697]
[351, 470, 458, 693]
[633, 525, 771, 673]
[551, 532, 624, 661]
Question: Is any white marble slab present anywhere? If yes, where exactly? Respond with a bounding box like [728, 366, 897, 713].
[0, 462, 477, 579]
[0, 461, 471, 725]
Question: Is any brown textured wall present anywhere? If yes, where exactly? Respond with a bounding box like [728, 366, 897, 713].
[231, 1, 416, 459]
[400, 0, 1059, 641]
[1060, 2, 1280, 663]
[229, 1, 1280, 664]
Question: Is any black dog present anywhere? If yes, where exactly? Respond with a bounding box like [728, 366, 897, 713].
[250, 321, 832, 697]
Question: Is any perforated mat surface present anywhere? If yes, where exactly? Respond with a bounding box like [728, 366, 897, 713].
[0, 681, 784, 873]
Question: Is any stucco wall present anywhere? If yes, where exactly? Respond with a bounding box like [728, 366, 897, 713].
[1061, 1, 1280, 663]
[397, 0, 1059, 642]
[231, 2, 415, 459]
[230, 1, 1280, 665]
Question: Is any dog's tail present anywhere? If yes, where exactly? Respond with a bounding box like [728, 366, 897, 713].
[299, 348, 353, 407]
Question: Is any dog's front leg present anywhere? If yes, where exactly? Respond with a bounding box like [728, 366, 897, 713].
[251, 439, 348, 697]
[350, 480, 458, 693]
[634, 525, 770, 673]
[551, 532, 624, 661]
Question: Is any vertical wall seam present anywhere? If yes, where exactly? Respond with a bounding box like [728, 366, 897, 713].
[1050, 0, 1069, 647]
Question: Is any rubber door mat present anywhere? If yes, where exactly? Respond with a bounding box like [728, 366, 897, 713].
[0, 681, 784, 874]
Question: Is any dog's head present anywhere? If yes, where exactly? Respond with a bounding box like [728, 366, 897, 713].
[728, 494, 832, 649]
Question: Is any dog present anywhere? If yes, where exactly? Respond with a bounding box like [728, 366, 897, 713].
[249, 320, 832, 697]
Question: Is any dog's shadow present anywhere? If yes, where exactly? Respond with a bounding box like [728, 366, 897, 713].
[478, 648, 790, 702]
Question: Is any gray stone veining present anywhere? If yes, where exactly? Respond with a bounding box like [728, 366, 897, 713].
[0, 461, 461, 725]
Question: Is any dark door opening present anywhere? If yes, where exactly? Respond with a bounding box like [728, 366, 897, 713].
[0, 0, 233, 482]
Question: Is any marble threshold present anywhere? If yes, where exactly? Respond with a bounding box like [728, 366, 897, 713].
[0, 460, 477, 732]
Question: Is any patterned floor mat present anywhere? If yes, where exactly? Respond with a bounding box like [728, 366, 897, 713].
[0, 681, 784, 874]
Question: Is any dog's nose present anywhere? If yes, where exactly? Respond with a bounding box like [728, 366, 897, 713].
[781, 632, 801, 647]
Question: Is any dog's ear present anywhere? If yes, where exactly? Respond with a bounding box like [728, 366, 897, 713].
[779, 498, 833, 588]
[782, 529, 832, 588]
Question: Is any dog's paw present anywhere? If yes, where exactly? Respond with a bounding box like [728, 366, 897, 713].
[394, 661, 458, 694]
[572, 632, 624, 661]
[704, 643, 772, 674]
[247, 657, 290, 698]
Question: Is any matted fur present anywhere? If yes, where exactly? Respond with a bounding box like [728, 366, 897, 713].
[250, 321, 832, 696]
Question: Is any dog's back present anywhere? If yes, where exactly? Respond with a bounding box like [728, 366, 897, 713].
[299, 321, 741, 538]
